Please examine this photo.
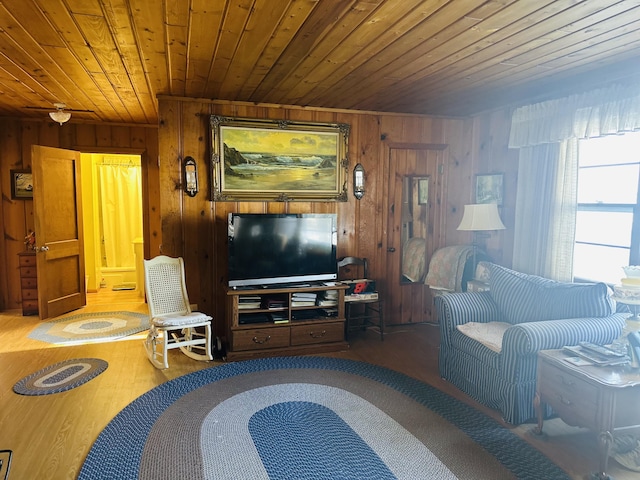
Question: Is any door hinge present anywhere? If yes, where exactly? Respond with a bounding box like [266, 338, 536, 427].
[438, 164, 444, 174]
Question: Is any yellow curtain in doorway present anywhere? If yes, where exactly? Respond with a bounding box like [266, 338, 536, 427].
[98, 164, 143, 268]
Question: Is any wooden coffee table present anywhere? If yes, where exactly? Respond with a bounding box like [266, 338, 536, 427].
[534, 349, 640, 480]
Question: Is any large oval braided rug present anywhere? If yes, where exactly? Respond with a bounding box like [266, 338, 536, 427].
[79, 357, 569, 480]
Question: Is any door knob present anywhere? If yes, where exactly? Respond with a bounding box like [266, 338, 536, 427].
[37, 245, 49, 252]
[387, 247, 396, 252]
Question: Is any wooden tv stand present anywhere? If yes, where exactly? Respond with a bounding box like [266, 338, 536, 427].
[225, 283, 349, 361]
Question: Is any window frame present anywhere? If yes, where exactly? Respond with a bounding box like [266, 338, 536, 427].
[574, 142, 640, 283]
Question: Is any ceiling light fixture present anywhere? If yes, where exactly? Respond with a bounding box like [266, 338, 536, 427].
[49, 103, 71, 125]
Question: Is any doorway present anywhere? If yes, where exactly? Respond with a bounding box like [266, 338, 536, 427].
[385, 145, 448, 325]
[80, 153, 144, 297]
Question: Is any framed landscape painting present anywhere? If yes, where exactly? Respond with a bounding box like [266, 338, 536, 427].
[475, 173, 503, 205]
[10, 169, 33, 199]
[210, 116, 349, 201]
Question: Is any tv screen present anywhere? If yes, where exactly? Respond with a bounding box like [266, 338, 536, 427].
[227, 213, 338, 288]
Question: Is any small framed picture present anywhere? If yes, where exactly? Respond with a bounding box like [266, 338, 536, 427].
[11, 169, 33, 199]
[417, 178, 429, 205]
[475, 173, 503, 205]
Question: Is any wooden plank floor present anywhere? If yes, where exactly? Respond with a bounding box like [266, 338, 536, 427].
[0, 289, 635, 479]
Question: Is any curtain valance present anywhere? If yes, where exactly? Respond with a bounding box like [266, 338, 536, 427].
[509, 84, 640, 148]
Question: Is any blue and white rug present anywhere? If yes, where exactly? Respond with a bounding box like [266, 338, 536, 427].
[13, 358, 108, 396]
[79, 357, 569, 480]
[28, 311, 149, 345]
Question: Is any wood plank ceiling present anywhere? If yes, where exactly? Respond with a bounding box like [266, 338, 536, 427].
[1, 0, 640, 125]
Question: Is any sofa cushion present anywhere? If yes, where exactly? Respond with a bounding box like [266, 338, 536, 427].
[489, 264, 614, 324]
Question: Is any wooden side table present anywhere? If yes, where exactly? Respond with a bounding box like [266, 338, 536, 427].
[534, 349, 640, 480]
[18, 251, 38, 316]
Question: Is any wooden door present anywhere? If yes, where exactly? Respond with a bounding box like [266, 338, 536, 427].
[32, 145, 86, 319]
[385, 145, 447, 325]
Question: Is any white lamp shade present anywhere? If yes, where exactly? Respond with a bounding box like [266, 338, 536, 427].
[49, 110, 71, 125]
[49, 103, 71, 125]
[457, 203, 505, 231]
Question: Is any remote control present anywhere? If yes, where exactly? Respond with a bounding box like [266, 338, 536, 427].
[578, 341, 625, 358]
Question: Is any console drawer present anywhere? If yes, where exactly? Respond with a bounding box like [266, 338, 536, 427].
[21, 299, 39, 315]
[539, 360, 598, 427]
[19, 254, 36, 267]
[291, 322, 344, 346]
[20, 266, 37, 278]
[21, 277, 37, 289]
[21, 288, 38, 300]
[232, 327, 290, 351]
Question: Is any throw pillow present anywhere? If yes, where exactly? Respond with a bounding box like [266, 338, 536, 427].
[540, 281, 614, 319]
[489, 264, 614, 324]
[489, 264, 554, 324]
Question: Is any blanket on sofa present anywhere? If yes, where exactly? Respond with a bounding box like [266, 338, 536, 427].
[425, 245, 475, 291]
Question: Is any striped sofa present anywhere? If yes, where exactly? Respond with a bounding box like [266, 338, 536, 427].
[436, 263, 627, 424]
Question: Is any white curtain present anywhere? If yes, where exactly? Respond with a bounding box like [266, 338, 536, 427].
[99, 164, 143, 268]
[512, 140, 577, 281]
[509, 83, 640, 280]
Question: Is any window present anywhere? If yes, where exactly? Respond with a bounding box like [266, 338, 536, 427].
[573, 131, 640, 284]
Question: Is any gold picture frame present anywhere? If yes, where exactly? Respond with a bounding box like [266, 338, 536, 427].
[10, 169, 33, 199]
[210, 116, 349, 201]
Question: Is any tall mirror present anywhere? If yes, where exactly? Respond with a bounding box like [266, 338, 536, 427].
[400, 175, 429, 284]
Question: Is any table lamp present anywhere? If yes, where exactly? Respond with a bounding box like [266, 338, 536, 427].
[457, 203, 506, 274]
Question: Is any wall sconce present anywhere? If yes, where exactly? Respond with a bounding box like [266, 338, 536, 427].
[183, 156, 198, 196]
[49, 103, 71, 125]
[353, 163, 365, 199]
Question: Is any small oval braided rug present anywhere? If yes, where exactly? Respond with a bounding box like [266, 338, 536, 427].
[13, 358, 108, 396]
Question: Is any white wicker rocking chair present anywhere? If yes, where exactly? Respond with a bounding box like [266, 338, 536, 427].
[143, 255, 213, 369]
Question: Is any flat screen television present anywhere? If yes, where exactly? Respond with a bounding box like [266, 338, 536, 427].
[227, 213, 338, 288]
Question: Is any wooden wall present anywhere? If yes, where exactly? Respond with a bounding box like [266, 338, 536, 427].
[0, 99, 519, 335]
[471, 107, 519, 266]
[155, 97, 517, 335]
[0, 119, 159, 311]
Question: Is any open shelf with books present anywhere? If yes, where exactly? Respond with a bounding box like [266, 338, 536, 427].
[225, 283, 349, 360]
